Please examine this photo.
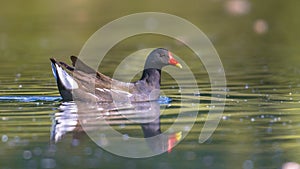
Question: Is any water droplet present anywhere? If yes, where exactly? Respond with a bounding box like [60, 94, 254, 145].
[222, 116, 228, 120]
[72, 139, 80, 147]
[251, 118, 255, 122]
[18, 84, 22, 88]
[245, 84, 249, 89]
[225, 0, 251, 15]
[23, 150, 32, 160]
[2, 135, 8, 142]
[16, 73, 21, 78]
[253, 19, 268, 34]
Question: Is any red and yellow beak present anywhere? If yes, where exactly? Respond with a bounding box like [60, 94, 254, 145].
[168, 51, 182, 69]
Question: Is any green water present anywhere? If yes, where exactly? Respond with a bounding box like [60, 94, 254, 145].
[0, 1, 300, 169]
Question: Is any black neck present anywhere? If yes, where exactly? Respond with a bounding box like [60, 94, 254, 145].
[140, 68, 161, 89]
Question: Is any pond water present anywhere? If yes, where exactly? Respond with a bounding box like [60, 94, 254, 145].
[0, 1, 300, 169]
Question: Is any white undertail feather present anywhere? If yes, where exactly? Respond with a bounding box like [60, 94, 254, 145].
[52, 63, 79, 90]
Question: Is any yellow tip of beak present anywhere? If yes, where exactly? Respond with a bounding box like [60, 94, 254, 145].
[175, 63, 182, 69]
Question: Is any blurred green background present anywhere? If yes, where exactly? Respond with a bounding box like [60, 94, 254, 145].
[0, 0, 299, 67]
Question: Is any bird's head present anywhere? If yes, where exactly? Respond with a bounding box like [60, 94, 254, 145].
[144, 48, 182, 70]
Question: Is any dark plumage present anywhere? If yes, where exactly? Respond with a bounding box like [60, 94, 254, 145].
[50, 48, 182, 102]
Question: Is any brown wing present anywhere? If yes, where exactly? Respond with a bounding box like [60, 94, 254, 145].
[72, 56, 139, 101]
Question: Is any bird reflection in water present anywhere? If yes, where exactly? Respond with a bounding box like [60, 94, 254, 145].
[51, 99, 182, 154]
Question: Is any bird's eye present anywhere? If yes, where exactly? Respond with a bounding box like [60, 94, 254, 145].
[160, 54, 165, 57]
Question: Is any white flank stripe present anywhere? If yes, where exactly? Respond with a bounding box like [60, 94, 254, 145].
[96, 88, 104, 92]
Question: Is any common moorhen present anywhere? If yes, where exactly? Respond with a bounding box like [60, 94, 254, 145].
[50, 48, 182, 102]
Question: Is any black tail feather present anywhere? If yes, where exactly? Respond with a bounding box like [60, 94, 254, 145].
[50, 58, 75, 101]
[70, 56, 96, 74]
